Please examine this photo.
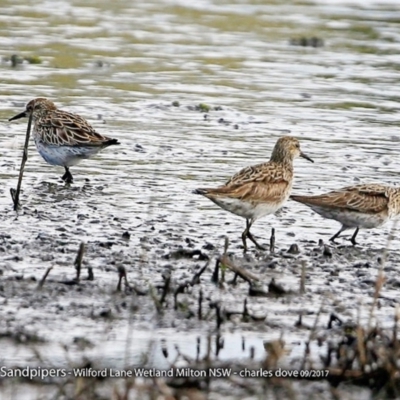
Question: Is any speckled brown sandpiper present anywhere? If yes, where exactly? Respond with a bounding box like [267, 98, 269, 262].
[291, 183, 400, 245]
[194, 136, 313, 252]
[9, 98, 120, 183]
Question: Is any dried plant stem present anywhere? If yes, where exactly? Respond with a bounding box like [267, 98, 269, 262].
[37, 266, 53, 289]
[220, 255, 259, 284]
[270, 228, 275, 253]
[300, 260, 306, 294]
[74, 242, 85, 281]
[11, 109, 33, 211]
[117, 266, 129, 291]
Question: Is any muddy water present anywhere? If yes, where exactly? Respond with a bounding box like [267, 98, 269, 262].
[1, 0, 400, 398]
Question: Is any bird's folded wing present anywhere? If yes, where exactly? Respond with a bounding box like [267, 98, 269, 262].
[218, 179, 290, 203]
[39, 112, 111, 147]
[297, 185, 389, 214]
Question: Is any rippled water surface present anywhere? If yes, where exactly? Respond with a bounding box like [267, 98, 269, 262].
[1, 0, 400, 398]
[2, 0, 400, 246]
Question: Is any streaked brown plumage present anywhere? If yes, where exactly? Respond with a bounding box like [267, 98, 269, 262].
[194, 136, 314, 252]
[9, 98, 120, 183]
[291, 183, 400, 245]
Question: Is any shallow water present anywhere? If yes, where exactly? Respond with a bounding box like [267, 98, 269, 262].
[1, 0, 400, 398]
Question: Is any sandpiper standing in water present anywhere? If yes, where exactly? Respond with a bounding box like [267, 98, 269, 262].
[291, 183, 400, 245]
[9, 98, 120, 183]
[194, 136, 314, 252]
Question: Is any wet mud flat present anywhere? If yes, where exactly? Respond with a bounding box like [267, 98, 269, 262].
[1, 192, 400, 399]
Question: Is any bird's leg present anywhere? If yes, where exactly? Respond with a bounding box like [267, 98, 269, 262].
[61, 167, 73, 184]
[350, 227, 359, 246]
[269, 228, 275, 253]
[329, 226, 346, 244]
[241, 219, 250, 253]
[246, 220, 266, 251]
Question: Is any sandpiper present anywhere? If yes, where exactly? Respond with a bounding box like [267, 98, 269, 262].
[9, 98, 120, 183]
[291, 184, 400, 245]
[194, 136, 314, 252]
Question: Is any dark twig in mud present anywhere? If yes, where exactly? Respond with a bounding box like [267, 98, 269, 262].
[211, 237, 229, 284]
[270, 227, 275, 253]
[300, 260, 306, 294]
[231, 272, 239, 285]
[249, 346, 255, 359]
[37, 266, 53, 289]
[173, 261, 209, 310]
[209, 301, 223, 330]
[10, 109, 33, 211]
[150, 272, 182, 313]
[117, 266, 130, 291]
[161, 338, 168, 358]
[215, 334, 224, 356]
[224, 298, 266, 322]
[242, 298, 249, 321]
[167, 248, 209, 260]
[191, 261, 209, 285]
[322, 342, 335, 368]
[87, 266, 94, 281]
[295, 314, 303, 328]
[210, 237, 230, 283]
[248, 278, 286, 298]
[211, 258, 220, 284]
[322, 244, 332, 257]
[74, 242, 85, 281]
[173, 282, 189, 310]
[215, 304, 223, 330]
[198, 288, 203, 320]
[327, 313, 343, 329]
[196, 337, 201, 361]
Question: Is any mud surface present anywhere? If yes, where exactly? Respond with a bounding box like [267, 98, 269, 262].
[2, 0, 400, 398]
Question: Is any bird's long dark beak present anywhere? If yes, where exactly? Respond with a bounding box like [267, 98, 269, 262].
[9, 110, 27, 122]
[300, 151, 314, 163]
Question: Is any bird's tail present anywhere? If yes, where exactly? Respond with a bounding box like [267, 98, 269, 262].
[290, 195, 305, 202]
[106, 138, 120, 146]
[193, 188, 208, 195]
